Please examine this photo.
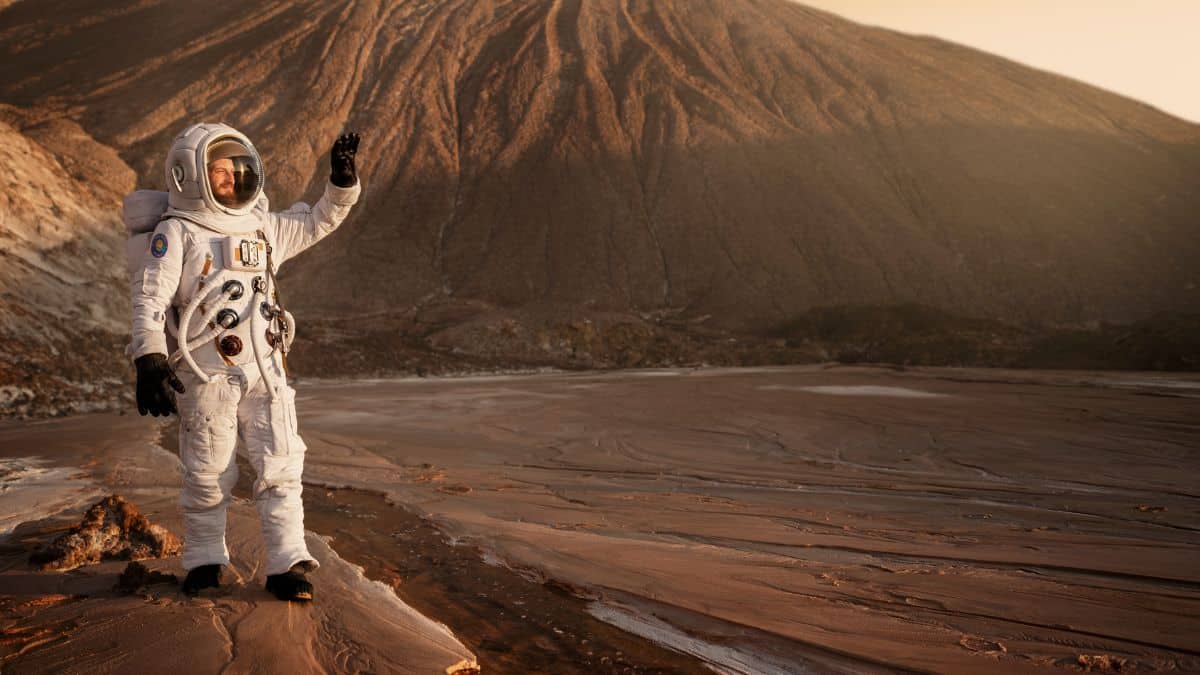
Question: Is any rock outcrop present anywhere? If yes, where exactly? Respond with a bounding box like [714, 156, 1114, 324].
[0, 104, 135, 416]
[30, 495, 180, 571]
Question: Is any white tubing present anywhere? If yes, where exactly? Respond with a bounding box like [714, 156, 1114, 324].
[167, 315, 230, 370]
[280, 310, 296, 351]
[174, 272, 228, 383]
[249, 288, 279, 401]
[168, 290, 243, 366]
[169, 254, 215, 339]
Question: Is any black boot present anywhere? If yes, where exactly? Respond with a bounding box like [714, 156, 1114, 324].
[181, 564, 221, 596]
[265, 563, 313, 602]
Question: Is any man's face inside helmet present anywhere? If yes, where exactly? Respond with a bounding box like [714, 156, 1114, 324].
[206, 148, 261, 209]
[208, 158, 239, 207]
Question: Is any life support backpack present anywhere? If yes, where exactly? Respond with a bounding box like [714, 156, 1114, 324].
[122, 190, 171, 280]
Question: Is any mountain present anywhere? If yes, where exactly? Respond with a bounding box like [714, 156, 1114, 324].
[1, 0, 1198, 398]
[0, 103, 134, 414]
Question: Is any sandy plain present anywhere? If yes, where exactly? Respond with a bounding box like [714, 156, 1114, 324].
[2, 363, 1199, 673]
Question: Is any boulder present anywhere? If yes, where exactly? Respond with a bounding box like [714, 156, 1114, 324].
[30, 495, 180, 571]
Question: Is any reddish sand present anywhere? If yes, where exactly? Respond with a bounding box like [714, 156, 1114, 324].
[0, 415, 476, 673]
[2, 363, 1199, 673]
[292, 364, 1200, 672]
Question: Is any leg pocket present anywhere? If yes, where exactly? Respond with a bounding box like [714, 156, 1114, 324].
[182, 410, 238, 474]
[268, 385, 306, 456]
[179, 379, 240, 474]
[253, 452, 304, 499]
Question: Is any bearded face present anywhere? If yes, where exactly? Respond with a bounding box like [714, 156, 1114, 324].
[207, 158, 239, 207]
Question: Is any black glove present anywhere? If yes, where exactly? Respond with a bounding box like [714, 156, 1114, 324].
[134, 353, 185, 417]
[330, 132, 360, 188]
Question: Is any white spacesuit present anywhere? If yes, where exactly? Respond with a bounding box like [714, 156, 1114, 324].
[127, 123, 360, 600]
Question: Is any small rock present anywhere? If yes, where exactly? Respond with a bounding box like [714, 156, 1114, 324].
[1075, 654, 1131, 672]
[444, 659, 480, 674]
[115, 560, 178, 594]
[959, 634, 1006, 655]
[437, 484, 473, 495]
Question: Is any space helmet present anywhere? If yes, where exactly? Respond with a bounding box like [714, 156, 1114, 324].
[164, 123, 264, 216]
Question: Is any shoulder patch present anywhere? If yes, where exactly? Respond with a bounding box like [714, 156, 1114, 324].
[150, 233, 169, 258]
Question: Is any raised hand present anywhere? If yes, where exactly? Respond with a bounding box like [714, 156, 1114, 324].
[330, 132, 360, 188]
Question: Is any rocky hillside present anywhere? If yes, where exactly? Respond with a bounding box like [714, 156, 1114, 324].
[0, 0, 1198, 405]
[0, 104, 134, 415]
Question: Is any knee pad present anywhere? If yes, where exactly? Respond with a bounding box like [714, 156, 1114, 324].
[181, 471, 230, 511]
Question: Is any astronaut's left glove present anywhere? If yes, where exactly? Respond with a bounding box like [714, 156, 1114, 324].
[135, 353, 185, 417]
[330, 132, 360, 188]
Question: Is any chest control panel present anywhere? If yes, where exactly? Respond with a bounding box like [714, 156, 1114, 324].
[223, 237, 267, 272]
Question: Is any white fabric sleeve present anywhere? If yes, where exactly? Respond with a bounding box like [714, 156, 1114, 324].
[129, 219, 183, 360]
[267, 180, 361, 267]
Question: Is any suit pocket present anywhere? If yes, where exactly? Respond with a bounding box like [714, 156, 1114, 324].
[178, 379, 240, 474]
[182, 410, 237, 474]
[267, 385, 306, 456]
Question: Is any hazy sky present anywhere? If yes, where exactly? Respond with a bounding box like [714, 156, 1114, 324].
[799, 1, 1200, 123]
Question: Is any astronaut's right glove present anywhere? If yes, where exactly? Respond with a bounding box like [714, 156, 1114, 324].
[329, 132, 360, 188]
[134, 353, 185, 417]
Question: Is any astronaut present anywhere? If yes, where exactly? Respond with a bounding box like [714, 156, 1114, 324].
[128, 123, 361, 601]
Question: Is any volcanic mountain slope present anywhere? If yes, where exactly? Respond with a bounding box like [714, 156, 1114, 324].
[0, 0, 1198, 376]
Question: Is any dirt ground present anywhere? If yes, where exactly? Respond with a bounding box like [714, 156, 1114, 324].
[2, 363, 1199, 673]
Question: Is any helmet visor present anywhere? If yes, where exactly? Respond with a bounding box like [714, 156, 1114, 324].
[205, 138, 262, 209]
